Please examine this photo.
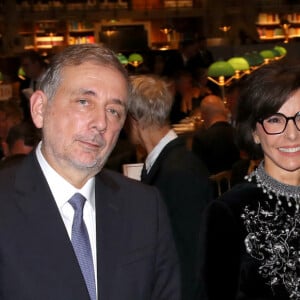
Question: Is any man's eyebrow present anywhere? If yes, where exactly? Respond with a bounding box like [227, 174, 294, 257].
[75, 88, 127, 108]
[76, 88, 97, 97]
[110, 98, 127, 108]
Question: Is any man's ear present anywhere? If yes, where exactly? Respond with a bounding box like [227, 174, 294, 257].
[30, 91, 47, 129]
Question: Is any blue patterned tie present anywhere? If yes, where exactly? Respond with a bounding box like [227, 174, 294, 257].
[69, 193, 96, 300]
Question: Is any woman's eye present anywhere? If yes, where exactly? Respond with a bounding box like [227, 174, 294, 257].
[267, 116, 282, 124]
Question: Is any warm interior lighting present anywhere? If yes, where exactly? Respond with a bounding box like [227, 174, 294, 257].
[280, 15, 291, 44]
[105, 29, 116, 37]
[219, 25, 231, 33]
[160, 26, 173, 35]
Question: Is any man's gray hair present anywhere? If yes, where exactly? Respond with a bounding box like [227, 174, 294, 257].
[129, 75, 173, 127]
[39, 44, 131, 104]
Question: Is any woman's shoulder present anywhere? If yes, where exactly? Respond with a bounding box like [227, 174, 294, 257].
[221, 181, 261, 202]
[210, 181, 265, 216]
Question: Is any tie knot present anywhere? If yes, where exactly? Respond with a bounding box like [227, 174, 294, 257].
[69, 193, 86, 212]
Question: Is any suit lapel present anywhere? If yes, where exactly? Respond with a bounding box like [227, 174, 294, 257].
[143, 137, 182, 184]
[13, 154, 127, 298]
[13, 153, 90, 299]
[95, 170, 123, 299]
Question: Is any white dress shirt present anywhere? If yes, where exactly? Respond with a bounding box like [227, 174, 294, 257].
[35, 142, 98, 294]
[145, 129, 177, 173]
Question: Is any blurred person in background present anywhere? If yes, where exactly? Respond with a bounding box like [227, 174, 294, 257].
[192, 94, 240, 175]
[19, 50, 48, 120]
[170, 70, 204, 124]
[187, 37, 214, 71]
[0, 121, 41, 169]
[126, 74, 213, 300]
[0, 100, 23, 159]
[163, 39, 198, 78]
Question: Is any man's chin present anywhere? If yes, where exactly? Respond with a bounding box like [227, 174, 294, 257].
[74, 159, 101, 170]
[69, 154, 102, 170]
[70, 148, 112, 171]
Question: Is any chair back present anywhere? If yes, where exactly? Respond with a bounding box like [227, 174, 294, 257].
[209, 170, 232, 197]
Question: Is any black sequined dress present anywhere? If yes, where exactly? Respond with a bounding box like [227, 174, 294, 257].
[198, 165, 300, 300]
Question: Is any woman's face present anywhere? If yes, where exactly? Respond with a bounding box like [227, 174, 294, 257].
[253, 89, 300, 185]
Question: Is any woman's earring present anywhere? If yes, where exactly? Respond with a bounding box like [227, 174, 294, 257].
[254, 137, 260, 144]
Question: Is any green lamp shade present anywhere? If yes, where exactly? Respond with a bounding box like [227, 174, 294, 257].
[227, 57, 250, 71]
[274, 45, 287, 56]
[259, 49, 276, 59]
[207, 61, 235, 77]
[128, 53, 143, 67]
[243, 52, 264, 67]
[271, 48, 281, 58]
[18, 67, 26, 80]
[117, 53, 128, 66]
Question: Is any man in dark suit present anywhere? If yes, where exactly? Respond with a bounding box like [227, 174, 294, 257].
[0, 120, 40, 169]
[187, 37, 214, 70]
[126, 74, 213, 300]
[192, 94, 240, 175]
[19, 50, 48, 121]
[0, 44, 180, 300]
[0, 100, 23, 159]
[163, 39, 198, 78]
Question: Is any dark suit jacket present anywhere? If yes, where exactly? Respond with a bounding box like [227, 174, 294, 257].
[187, 50, 214, 70]
[0, 152, 180, 300]
[162, 50, 191, 77]
[141, 137, 213, 300]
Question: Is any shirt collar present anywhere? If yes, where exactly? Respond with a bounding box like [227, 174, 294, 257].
[35, 141, 95, 210]
[145, 129, 177, 172]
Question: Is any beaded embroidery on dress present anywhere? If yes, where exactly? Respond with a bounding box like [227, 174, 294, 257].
[242, 161, 300, 299]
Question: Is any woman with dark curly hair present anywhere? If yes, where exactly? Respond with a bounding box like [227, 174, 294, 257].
[198, 60, 300, 300]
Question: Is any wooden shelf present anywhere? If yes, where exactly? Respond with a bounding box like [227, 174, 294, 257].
[256, 22, 280, 26]
[69, 29, 94, 33]
[18, 19, 97, 50]
[256, 12, 300, 41]
[260, 35, 285, 40]
[68, 21, 96, 45]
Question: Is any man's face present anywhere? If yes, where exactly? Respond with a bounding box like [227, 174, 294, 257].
[21, 58, 40, 80]
[31, 62, 128, 186]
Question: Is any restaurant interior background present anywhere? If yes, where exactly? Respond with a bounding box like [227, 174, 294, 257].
[0, 0, 300, 94]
